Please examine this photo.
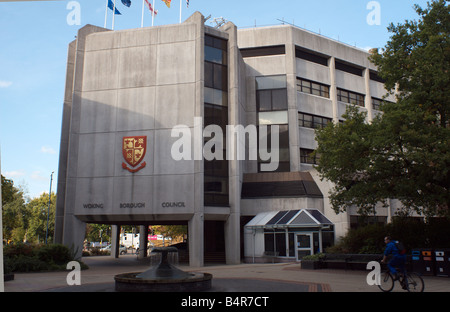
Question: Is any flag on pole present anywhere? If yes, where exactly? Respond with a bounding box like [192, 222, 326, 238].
[108, 0, 121, 14]
[186, 0, 189, 8]
[145, 0, 158, 16]
[162, 0, 171, 8]
[121, 0, 132, 7]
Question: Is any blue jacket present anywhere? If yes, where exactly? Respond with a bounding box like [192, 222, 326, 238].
[384, 241, 399, 257]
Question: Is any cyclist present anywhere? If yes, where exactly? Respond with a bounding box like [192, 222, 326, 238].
[381, 236, 406, 283]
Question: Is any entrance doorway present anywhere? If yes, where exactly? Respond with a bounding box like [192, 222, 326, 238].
[295, 233, 313, 260]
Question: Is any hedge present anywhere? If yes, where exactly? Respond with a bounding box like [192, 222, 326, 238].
[326, 217, 450, 254]
[3, 243, 87, 273]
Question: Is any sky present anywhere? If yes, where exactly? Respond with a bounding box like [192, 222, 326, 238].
[0, 0, 431, 199]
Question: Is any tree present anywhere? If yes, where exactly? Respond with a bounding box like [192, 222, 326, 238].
[85, 224, 111, 244]
[1, 176, 28, 243]
[369, 0, 449, 126]
[27, 192, 56, 243]
[1, 175, 15, 206]
[315, 0, 450, 217]
[152, 225, 187, 242]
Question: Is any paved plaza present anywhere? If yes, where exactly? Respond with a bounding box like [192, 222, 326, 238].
[4, 254, 449, 292]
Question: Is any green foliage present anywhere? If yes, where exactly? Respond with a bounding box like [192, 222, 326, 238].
[27, 192, 56, 243]
[369, 0, 450, 123]
[315, 106, 381, 215]
[36, 244, 72, 265]
[1, 175, 15, 205]
[2, 178, 28, 243]
[85, 224, 111, 243]
[316, 1, 450, 217]
[2, 174, 57, 243]
[302, 253, 326, 261]
[326, 217, 450, 254]
[3, 243, 86, 273]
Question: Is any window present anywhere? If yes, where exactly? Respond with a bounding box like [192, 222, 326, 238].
[205, 35, 228, 95]
[264, 232, 287, 257]
[372, 98, 382, 111]
[298, 112, 331, 129]
[259, 111, 288, 125]
[297, 78, 330, 98]
[204, 35, 229, 206]
[205, 35, 227, 65]
[335, 60, 363, 76]
[257, 89, 287, 111]
[205, 87, 228, 106]
[369, 70, 385, 83]
[258, 124, 290, 172]
[240, 45, 285, 58]
[337, 88, 365, 107]
[256, 75, 287, 90]
[372, 97, 395, 111]
[295, 47, 329, 66]
[300, 148, 320, 165]
[256, 75, 288, 111]
[205, 62, 227, 91]
[255, 75, 289, 173]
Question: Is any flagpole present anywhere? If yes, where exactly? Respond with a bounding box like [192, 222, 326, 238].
[152, 0, 155, 26]
[104, 0, 108, 28]
[112, 0, 116, 30]
[141, 0, 145, 28]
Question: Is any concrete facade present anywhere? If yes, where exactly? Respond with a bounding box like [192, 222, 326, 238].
[56, 12, 401, 265]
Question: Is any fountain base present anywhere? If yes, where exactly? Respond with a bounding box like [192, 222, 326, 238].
[114, 272, 212, 292]
[114, 247, 212, 292]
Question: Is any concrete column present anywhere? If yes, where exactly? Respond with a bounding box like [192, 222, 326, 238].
[285, 28, 300, 172]
[184, 11, 205, 268]
[138, 225, 149, 259]
[225, 212, 241, 264]
[111, 225, 120, 258]
[364, 68, 373, 122]
[329, 57, 339, 123]
[62, 214, 86, 260]
[188, 212, 204, 267]
[54, 40, 77, 245]
[223, 22, 241, 265]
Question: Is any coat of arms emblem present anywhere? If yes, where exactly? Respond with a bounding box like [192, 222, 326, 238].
[122, 136, 147, 173]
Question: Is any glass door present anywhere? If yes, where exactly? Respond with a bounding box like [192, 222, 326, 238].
[295, 233, 313, 260]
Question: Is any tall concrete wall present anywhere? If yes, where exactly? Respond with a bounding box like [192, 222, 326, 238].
[56, 14, 207, 263]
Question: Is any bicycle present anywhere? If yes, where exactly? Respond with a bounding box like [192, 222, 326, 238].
[377, 262, 425, 292]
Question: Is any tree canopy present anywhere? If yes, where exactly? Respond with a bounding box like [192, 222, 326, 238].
[315, 0, 450, 217]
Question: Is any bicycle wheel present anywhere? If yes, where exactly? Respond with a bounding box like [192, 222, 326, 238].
[405, 272, 425, 292]
[378, 271, 394, 292]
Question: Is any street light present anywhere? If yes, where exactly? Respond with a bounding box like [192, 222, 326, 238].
[45, 171, 54, 245]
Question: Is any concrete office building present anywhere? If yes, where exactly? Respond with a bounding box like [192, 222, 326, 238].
[55, 12, 398, 266]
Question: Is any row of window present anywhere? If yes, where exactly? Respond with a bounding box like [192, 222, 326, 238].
[297, 78, 330, 98]
[337, 88, 365, 107]
[255, 75, 290, 173]
[298, 112, 332, 129]
[296, 77, 387, 110]
[204, 35, 229, 207]
[242, 44, 384, 83]
[300, 148, 320, 165]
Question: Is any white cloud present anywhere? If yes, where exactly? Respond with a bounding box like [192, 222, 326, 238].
[4, 170, 26, 178]
[0, 80, 12, 88]
[30, 171, 48, 181]
[40, 146, 57, 154]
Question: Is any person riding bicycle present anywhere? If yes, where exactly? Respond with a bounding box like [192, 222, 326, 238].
[381, 236, 406, 281]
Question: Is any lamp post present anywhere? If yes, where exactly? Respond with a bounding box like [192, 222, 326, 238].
[45, 172, 54, 245]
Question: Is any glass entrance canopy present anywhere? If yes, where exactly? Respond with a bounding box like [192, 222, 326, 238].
[245, 209, 333, 230]
[245, 209, 334, 260]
